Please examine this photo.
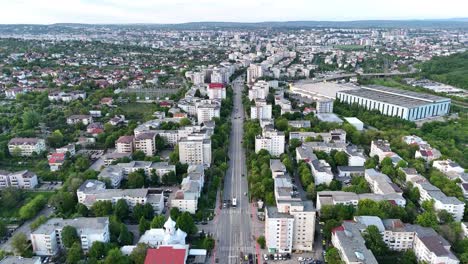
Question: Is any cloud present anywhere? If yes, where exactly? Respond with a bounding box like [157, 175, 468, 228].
[0, 0, 466, 24]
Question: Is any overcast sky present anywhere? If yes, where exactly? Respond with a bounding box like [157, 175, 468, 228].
[0, 0, 467, 24]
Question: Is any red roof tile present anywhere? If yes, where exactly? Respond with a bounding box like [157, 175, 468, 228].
[208, 83, 224, 89]
[144, 246, 187, 264]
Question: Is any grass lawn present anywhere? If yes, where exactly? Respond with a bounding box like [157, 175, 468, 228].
[119, 102, 159, 121]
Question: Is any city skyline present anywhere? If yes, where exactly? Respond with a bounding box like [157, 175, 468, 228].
[0, 0, 467, 24]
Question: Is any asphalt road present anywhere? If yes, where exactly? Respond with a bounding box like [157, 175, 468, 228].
[211, 77, 254, 264]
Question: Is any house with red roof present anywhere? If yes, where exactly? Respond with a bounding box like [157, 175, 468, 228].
[49, 152, 66, 171]
[144, 245, 189, 264]
[207, 83, 226, 99]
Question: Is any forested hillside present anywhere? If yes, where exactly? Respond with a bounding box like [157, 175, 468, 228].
[420, 51, 468, 89]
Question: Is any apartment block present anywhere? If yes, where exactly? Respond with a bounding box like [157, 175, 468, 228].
[77, 180, 164, 214]
[255, 128, 285, 156]
[250, 99, 272, 120]
[31, 217, 109, 256]
[134, 132, 156, 156]
[178, 137, 212, 166]
[115, 135, 134, 153]
[0, 170, 38, 189]
[8, 138, 46, 156]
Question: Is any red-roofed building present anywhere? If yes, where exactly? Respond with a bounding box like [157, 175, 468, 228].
[159, 101, 172, 108]
[49, 152, 66, 171]
[144, 245, 189, 264]
[208, 83, 224, 89]
[207, 83, 226, 100]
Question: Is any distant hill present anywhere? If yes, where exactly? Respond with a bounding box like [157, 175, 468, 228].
[1, 19, 468, 30]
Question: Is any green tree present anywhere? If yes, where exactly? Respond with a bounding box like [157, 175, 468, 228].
[91, 200, 113, 216]
[0, 220, 8, 238]
[138, 217, 150, 235]
[118, 224, 134, 245]
[114, 199, 129, 220]
[11, 233, 30, 257]
[170, 207, 181, 220]
[438, 210, 454, 224]
[66, 242, 83, 264]
[275, 118, 288, 131]
[19, 195, 47, 220]
[323, 219, 341, 241]
[104, 248, 130, 264]
[76, 203, 89, 217]
[333, 151, 349, 166]
[130, 243, 148, 264]
[325, 248, 343, 264]
[22, 110, 40, 129]
[362, 225, 388, 256]
[416, 211, 438, 228]
[151, 215, 166, 228]
[127, 171, 145, 188]
[400, 250, 418, 264]
[256, 236, 266, 249]
[89, 241, 106, 260]
[203, 237, 216, 251]
[50, 192, 77, 215]
[179, 118, 192, 126]
[176, 212, 197, 235]
[47, 130, 65, 148]
[62, 226, 80, 248]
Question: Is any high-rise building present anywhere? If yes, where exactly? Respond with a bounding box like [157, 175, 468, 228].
[178, 137, 212, 166]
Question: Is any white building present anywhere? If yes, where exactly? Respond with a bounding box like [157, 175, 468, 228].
[171, 165, 205, 214]
[0, 170, 38, 189]
[331, 221, 378, 264]
[316, 99, 334, 113]
[265, 159, 316, 253]
[250, 99, 272, 120]
[289, 129, 346, 143]
[138, 217, 187, 247]
[408, 225, 460, 264]
[316, 191, 406, 211]
[117, 161, 175, 179]
[370, 139, 403, 165]
[207, 83, 226, 99]
[433, 160, 465, 178]
[98, 165, 124, 188]
[364, 169, 403, 195]
[255, 129, 285, 157]
[336, 85, 451, 121]
[248, 80, 269, 101]
[77, 180, 164, 214]
[247, 64, 263, 84]
[196, 104, 220, 125]
[8, 138, 46, 156]
[66, 115, 93, 125]
[31, 217, 110, 256]
[344, 117, 364, 131]
[402, 169, 465, 222]
[116, 135, 134, 154]
[134, 132, 156, 157]
[178, 137, 212, 166]
[265, 207, 294, 253]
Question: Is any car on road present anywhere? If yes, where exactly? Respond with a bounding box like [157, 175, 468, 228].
[263, 254, 268, 261]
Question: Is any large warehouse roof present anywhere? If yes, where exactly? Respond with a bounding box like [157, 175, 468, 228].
[338, 85, 450, 108]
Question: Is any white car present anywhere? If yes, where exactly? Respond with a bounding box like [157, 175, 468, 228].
[263, 254, 268, 261]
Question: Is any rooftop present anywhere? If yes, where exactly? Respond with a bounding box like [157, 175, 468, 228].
[339, 85, 450, 108]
